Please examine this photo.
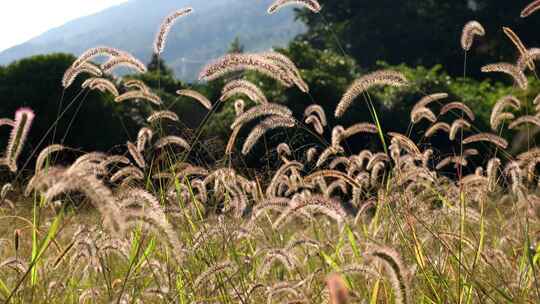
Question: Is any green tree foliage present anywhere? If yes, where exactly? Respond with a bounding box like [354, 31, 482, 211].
[2, 4, 537, 172]
[218, 39, 540, 163]
[147, 53, 174, 76]
[138, 56, 226, 163]
[296, 0, 540, 77]
[228, 37, 245, 54]
[204, 41, 359, 166]
[0, 52, 227, 172]
[0, 53, 141, 169]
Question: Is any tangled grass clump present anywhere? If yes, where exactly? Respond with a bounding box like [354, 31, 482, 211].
[1, 1, 540, 303]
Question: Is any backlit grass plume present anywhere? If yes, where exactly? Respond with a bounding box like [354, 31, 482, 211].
[521, 0, 540, 18]
[461, 21, 485, 51]
[234, 99, 245, 115]
[115, 90, 162, 105]
[147, 110, 179, 123]
[463, 133, 508, 149]
[35, 144, 65, 174]
[440, 101, 475, 121]
[242, 116, 295, 155]
[221, 79, 268, 104]
[305, 115, 324, 134]
[411, 107, 436, 124]
[305, 104, 327, 124]
[199, 53, 294, 87]
[71, 46, 124, 68]
[412, 93, 447, 115]
[449, 119, 471, 141]
[425, 122, 450, 137]
[502, 27, 535, 70]
[2, 108, 35, 172]
[82, 78, 119, 96]
[335, 70, 408, 117]
[231, 103, 293, 130]
[153, 7, 193, 55]
[62, 63, 102, 88]
[101, 55, 147, 74]
[365, 245, 411, 304]
[127, 141, 146, 168]
[136, 127, 153, 152]
[481, 63, 528, 90]
[267, 0, 321, 14]
[176, 89, 212, 110]
[337, 123, 378, 143]
[490, 95, 521, 130]
[123, 79, 151, 92]
[261, 51, 309, 92]
[154, 136, 190, 150]
[509, 115, 540, 129]
[517, 48, 540, 70]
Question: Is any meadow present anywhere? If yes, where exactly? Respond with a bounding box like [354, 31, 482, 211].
[1, 0, 540, 303]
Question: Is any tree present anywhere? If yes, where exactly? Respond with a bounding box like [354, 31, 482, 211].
[228, 36, 245, 54]
[227, 39, 540, 164]
[147, 53, 174, 77]
[296, 0, 540, 77]
[0, 53, 142, 172]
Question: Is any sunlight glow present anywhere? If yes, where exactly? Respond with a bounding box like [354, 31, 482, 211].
[0, 0, 129, 51]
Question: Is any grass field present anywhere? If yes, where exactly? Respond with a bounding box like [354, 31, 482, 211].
[1, 1, 540, 303]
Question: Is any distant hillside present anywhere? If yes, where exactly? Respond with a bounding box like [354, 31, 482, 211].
[0, 0, 305, 81]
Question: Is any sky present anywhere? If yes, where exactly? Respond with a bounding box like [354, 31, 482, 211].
[0, 0, 129, 51]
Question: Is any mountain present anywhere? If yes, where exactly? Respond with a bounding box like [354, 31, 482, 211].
[0, 0, 305, 80]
